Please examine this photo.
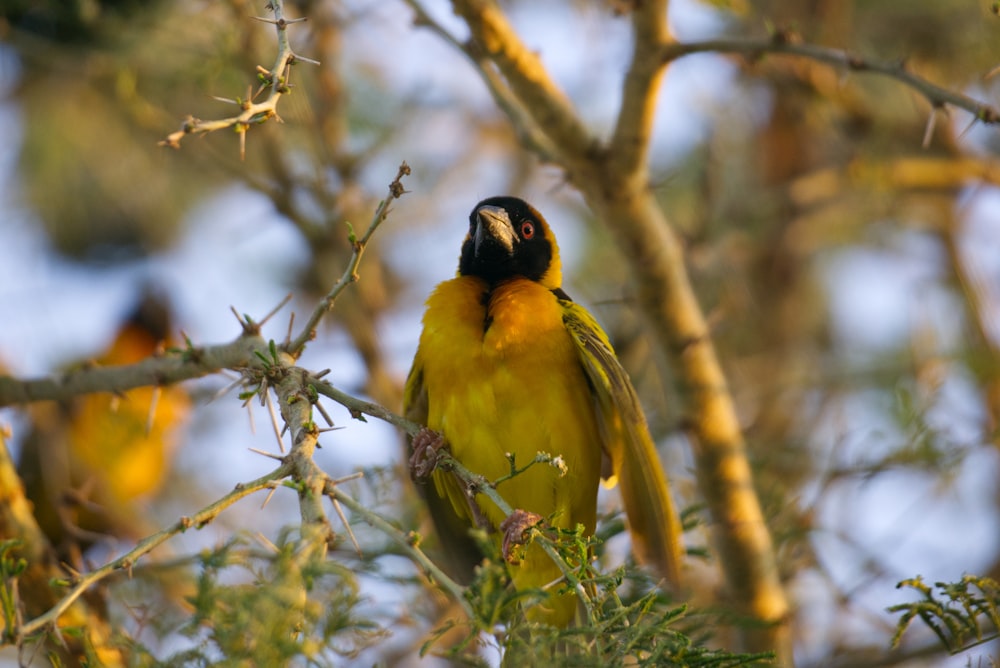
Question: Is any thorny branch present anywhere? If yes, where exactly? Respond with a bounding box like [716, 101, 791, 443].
[0, 335, 266, 408]
[285, 161, 411, 356]
[159, 0, 317, 157]
[402, 0, 559, 162]
[16, 465, 289, 638]
[0, 164, 437, 644]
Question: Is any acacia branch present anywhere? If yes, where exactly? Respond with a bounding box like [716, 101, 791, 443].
[0, 335, 266, 408]
[6, 161, 420, 642]
[159, 0, 318, 155]
[17, 464, 290, 638]
[285, 161, 411, 356]
[265, 356, 334, 557]
[449, 0, 595, 163]
[663, 35, 1000, 124]
[608, 0, 670, 178]
[324, 483, 474, 618]
[311, 377, 597, 614]
[402, 0, 559, 161]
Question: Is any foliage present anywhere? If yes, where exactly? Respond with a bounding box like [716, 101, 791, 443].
[889, 575, 1000, 656]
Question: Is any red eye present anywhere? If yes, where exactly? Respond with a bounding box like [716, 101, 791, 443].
[520, 221, 535, 239]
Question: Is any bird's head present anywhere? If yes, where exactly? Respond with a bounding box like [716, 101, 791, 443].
[458, 196, 563, 290]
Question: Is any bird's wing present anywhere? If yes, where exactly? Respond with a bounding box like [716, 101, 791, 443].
[559, 298, 683, 588]
[403, 357, 483, 584]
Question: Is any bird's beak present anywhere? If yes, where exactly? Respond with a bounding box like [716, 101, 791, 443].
[474, 205, 517, 257]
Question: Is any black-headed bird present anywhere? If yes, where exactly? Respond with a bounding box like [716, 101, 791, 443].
[405, 196, 683, 627]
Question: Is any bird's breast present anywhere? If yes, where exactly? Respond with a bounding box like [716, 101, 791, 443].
[417, 276, 602, 531]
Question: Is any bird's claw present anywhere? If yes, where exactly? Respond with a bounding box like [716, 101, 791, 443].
[409, 427, 448, 480]
[500, 509, 544, 565]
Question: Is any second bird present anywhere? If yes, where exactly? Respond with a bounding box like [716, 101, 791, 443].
[405, 196, 684, 627]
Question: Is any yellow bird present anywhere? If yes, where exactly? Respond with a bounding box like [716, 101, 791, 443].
[404, 196, 683, 626]
[17, 292, 190, 565]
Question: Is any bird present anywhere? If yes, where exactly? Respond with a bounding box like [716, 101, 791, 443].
[17, 291, 191, 566]
[404, 196, 684, 627]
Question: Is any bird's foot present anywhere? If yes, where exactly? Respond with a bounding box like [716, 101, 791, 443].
[409, 427, 448, 480]
[500, 509, 544, 565]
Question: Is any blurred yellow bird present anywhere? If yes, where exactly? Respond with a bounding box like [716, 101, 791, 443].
[405, 196, 684, 626]
[17, 292, 190, 564]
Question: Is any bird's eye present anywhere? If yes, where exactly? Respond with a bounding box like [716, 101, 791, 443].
[520, 220, 535, 239]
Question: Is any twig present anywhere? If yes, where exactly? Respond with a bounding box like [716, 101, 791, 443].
[159, 0, 318, 154]
[18, 466, 290, 637]
[662, 35, 1000, 125]
[285, 161, 411, 355]
[403, 0, 559, 162]
[310, 376, 595, 615]
[325, 481, 475, 619]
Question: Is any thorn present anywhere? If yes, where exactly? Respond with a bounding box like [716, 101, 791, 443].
[922, 108, 938, 149]
[254, 530, 279, 552]
[958, 115, 979, 141]
[209, 377, 243, 404]
[261, 486, 278, 510]
[246, 402, 257, 435]
[330, 496, 361, 556]
[317, 426, 343, 434]
[260, 294, 293, 328]
[248, 447, 284, 461]
[211, 95, 239, 105]
[264, 391, 286, 454]
[314, 400, 334, 427]
[313, 369, 331, 379]
[254, 379, 268, 407]
[230, 306, 248, 328]
[284, 312, 296, 347]
[291, 53, 321, 67]
[146, 386, 161, 437]
[329, 471, 364, 485]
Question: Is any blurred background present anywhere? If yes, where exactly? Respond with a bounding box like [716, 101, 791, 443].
[1, 0, 999, 665]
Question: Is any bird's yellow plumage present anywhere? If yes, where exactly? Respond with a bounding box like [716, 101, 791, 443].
[405, 197, 682, 627]
[17, 293, 190, 564]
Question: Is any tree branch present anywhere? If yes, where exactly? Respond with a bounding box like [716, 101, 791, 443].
[662, 35, 1000, 124]
[402, 0, 559, 162]
[17, 463, 290, 638]
[159, 0, 319, 156]
[0, 335, 266, 408]
[449, 0, 595, 164]
[285, 161, 411, 356]
[427, 3, 795, 663]
[608, 0, 670, 178]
